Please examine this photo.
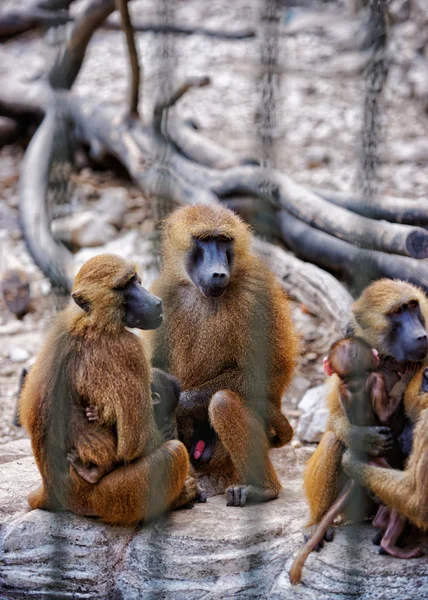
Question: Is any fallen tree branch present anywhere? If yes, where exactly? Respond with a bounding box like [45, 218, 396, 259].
[153, 76, 210, 135]
[313, 187, 428, 226]
[48, 0, 116, 89]
[208, 166, 428, 258]
[116, 0, 140, 118]
[279, 211, 428, 294]
[103, 18, 256, 39]
[19, 96, 75, 294]
[0, 7, 255, 42]
[0, 8, 72, 41]
[166, 119, 259, 169]
[221, 197, 281, 241]
[253, 238, 353, 331]
[18, 87, 428, 300]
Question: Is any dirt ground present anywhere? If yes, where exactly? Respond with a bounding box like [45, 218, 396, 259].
[1, 0, 428, 444]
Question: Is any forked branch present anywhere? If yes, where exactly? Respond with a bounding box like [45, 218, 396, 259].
[153, 76, 210, 135]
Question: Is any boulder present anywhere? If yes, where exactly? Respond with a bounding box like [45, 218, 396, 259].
[298, 383, 329, 414]
[296, 384, 330, 443]
[1, 446, 427, 599]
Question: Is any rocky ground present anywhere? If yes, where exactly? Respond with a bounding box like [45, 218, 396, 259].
[1, 439, 427, 599]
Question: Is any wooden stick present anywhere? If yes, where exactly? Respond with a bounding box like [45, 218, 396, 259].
[115, 0, 140, 118]
[104, 19, 256, 39]
[153, 77, 210, 135]
[48, 0, 116, 90]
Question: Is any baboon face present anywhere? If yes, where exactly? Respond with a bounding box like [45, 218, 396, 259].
[186, 235, 234, 299]
[420, 367, 428, 393]
[72, 254, 163, 330]
[120, 275, 163, 330]
[387, 300, 428, 362]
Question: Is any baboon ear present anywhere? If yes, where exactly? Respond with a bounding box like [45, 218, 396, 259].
[71, 290, 90, 313]
[151, 392, 162, 405]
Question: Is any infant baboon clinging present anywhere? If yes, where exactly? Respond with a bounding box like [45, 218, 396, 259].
[19, 254, 197, 525]
[290, 336, 422, 584]
[304, 280, 428, 543]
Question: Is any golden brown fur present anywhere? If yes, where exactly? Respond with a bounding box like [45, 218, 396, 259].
[304, 279, 428, 527]
[343, 365, 428, 531]
[20, 254, 195, 526]
[147, 205, 298, 501]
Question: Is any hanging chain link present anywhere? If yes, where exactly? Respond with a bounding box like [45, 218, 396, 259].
[257, 0, 281, 169]
[358, 0, 389, 203]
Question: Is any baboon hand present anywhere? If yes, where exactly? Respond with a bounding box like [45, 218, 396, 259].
[350, 425, 393, 456]
[399, 361, 421, 377]
[85, 405, 99, 422]
[226, 485, 249, 507]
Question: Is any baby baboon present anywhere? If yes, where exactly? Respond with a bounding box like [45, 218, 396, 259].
[291, 336, 422, 583]
[304, 280, 428, 541]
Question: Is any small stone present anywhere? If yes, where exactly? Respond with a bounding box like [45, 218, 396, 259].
[306, 146, 331, 169]
[39, 280, 52, 296]
[9, 347, 30, 363]
[291, 439, 302, 449]
[306, 352, 318, 362]
[304, 408, 329, 443]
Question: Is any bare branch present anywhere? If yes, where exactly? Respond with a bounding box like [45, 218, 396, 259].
[115, 0, 141, 118]
[209, 166, 428, 259]
[49, 0, 116, 90]
[0, 8, 72, 41]
[103, 19, 255, 40]
[153, 76, 210, 135]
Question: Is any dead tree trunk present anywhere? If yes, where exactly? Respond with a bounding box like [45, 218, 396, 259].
[3, 0, 428, 300]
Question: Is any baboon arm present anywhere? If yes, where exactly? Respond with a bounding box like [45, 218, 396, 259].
[115, 401, 147, 463]
[342, 451, 427, 528]
[329, 412, 353, 447]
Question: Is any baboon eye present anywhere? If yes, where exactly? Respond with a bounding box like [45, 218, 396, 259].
[408, 300, 418, 309]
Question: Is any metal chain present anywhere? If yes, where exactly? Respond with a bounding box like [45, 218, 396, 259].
[257, 0, 281, 169]
[358, 0, 389, 202]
